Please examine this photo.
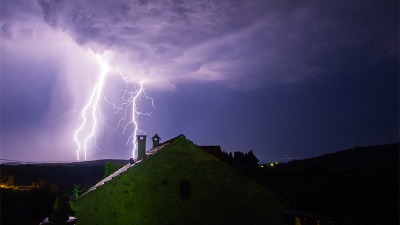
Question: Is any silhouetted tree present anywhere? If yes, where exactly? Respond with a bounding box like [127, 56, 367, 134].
[199, 146, 259, 168]
[233, 150, 259, 168]
[243, 150, 259, 167]
[104, 162, 111, 177]
[49, 194, 72, 222]
[222, 152, 236, 167]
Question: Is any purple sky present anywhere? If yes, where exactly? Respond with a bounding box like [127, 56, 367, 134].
[0, 0, 398, 163]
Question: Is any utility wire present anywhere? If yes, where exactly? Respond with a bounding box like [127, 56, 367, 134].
[0, 158, 77, 164]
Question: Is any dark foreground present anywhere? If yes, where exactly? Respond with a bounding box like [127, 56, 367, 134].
[1, 144, 398, 225]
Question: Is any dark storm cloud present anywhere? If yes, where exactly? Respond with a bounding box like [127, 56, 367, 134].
[35, 0, 397, 89]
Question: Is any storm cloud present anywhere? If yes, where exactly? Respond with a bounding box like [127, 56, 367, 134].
[0, 0, 398, 162]
[36, 0, 397, 88]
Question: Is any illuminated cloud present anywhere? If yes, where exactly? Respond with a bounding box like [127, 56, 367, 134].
[32, 0, 396, 90]
[33, 0, 337, 88]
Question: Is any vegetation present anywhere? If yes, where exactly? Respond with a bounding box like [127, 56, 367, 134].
[1, 180, 58, 225]
[0, 163, 104, 225]
[200, 146, 259, 168]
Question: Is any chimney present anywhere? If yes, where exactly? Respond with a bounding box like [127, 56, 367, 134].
[137, 135, 147, 160]
[151, 134, 161, 148]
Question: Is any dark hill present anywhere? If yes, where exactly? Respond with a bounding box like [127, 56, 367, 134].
[0, 159, 127, 225]
[281, 143, 399, 170]
[0, 159, 128, 192]
[240, 143, 399, 225]
[69, 159, 129, 166]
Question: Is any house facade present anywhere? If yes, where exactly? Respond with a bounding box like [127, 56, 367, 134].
[72, 134, 283, 225]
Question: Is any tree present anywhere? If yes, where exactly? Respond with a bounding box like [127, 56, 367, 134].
[200, 146, 259, 168]
[233, 150, 259, 168]
[234, 151, 245, 167]
[104, 162, 111, 177]
[244, 150, 259, 167]
[222, 152, 236, 167]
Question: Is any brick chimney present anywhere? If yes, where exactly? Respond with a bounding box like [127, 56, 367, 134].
[137, 135, 147, 160]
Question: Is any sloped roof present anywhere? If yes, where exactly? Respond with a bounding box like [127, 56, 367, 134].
[80, 135, 180, 197]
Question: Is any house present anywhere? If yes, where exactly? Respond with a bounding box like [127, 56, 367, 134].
[72, 134, 283, 225]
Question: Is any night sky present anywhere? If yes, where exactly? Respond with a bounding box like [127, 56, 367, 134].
[0, 0, 398, 163]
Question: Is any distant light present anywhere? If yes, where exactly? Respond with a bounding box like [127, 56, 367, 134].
[260, 165, 264, 168]
[275, 162, 279, 164]
[270, 163, 274, 167]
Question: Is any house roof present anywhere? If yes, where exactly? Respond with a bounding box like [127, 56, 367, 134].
[80, 134, 182, 197]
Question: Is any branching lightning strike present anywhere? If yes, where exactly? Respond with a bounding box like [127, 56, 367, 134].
[117, 70, 155, 159]
[73, 55, 154, 161]
[74, 55, 109, 161]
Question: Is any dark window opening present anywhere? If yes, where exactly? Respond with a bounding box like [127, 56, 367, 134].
[180, 180, 190, 198]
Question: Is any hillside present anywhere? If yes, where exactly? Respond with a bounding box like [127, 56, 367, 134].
[281, 143, 399, 170]
[240, 143, 399, 225]
[0, 159, 126, 225]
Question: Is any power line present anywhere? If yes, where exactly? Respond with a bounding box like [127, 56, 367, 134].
[0, 158, 76, 164]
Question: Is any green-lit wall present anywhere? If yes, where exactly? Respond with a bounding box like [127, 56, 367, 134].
[73, 136, 283, 225]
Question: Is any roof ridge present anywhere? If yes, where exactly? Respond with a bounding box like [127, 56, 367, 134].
[79, 134, 187, 198]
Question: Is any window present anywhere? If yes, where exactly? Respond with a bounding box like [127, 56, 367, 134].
[180, 180, 190, 198]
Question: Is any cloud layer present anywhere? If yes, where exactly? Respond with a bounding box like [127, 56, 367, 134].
[35, 0, 397, 89]
[1, 0, 398, 161]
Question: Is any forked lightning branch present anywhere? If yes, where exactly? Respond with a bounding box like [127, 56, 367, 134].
[73, 55, 154, 161]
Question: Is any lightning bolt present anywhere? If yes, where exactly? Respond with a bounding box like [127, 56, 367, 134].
[117, 71, 154, 159]
[73, 55, 110, 161]
[73, 55, 154, 161]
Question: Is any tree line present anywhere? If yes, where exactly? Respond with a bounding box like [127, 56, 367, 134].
[200, 146, 259, 168]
